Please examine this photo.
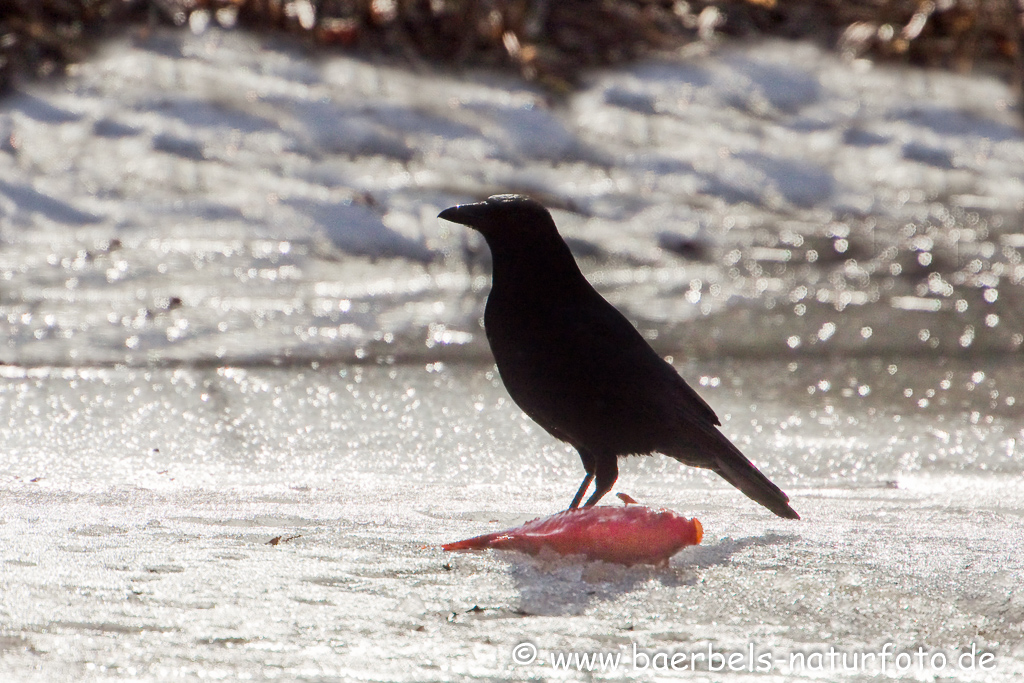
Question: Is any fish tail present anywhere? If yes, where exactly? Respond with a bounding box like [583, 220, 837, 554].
[442, 531, 511, 551]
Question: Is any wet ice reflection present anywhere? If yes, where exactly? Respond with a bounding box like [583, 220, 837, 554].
[1, 205, 1022, 366]
[0, 360, 1019, 493]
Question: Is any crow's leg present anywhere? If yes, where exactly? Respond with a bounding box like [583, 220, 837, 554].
[583, 454, 618, 507]
[568, 449, 596, 509]
[568, 474, 593, 509]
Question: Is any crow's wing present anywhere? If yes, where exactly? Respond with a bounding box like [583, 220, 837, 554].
[487, 287, 720, 437]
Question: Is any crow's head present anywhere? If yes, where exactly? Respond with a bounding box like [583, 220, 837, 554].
[438, 194, 557, 243]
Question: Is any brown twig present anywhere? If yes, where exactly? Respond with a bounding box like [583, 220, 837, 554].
[0, 1, 1021, 95]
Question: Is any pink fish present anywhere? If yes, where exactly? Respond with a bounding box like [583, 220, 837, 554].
[443, 504, 702, 566]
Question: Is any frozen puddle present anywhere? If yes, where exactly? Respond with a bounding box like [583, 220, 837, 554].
[1, 361, 1023, 681]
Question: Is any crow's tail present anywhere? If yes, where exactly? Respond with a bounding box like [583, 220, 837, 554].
[669, 430, 800, 520]
[713, 446, 800, 519]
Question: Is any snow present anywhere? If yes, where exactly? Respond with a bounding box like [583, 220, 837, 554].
[0, 26, 1023, 681]
[2, 30, 1023, 366]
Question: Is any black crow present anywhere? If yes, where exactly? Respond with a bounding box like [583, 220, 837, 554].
[439, 194, 799, 519]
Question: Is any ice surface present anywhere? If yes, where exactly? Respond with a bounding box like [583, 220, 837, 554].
[1, 362, 1023, 681]
[1, 26, 1023, 682]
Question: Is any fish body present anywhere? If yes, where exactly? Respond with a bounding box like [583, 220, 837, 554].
[443, 505, 702, 566]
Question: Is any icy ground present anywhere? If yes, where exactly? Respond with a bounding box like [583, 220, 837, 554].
[1, 361, 1023, 681]
[1, 26, 1023, 682]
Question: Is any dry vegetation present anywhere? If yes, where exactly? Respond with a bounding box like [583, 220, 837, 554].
[1, 0, 1022, 95]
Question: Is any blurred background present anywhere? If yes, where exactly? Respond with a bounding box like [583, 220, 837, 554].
[0, 0, 1022, 368]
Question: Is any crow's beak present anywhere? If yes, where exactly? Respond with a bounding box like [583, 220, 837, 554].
[438, 201, 489, 229]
